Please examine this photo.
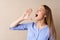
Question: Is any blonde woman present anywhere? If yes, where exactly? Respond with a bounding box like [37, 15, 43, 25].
[10, 5, 57, 40]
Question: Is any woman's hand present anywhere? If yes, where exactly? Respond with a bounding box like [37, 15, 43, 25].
[22, 8, 33, 20]
[10, 8, 33, 27]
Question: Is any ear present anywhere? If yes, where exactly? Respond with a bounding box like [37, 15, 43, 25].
[44, 15, 47, 18]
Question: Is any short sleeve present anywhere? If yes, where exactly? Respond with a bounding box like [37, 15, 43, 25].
[9, 22, 34, 30]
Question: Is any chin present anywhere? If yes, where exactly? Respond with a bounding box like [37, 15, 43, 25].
[35, 18, 40, 21]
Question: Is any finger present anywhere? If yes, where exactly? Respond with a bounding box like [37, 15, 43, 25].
[25, 8, 33, 15]
[26, 8, 33, 13]
[23, 8, 33, 18]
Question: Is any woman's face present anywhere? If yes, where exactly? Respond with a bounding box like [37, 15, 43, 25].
[34, 6, 46, 21]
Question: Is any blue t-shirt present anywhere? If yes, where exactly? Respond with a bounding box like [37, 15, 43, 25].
[10, 22, 54, 40]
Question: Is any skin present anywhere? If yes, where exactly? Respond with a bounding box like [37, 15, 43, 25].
[34, 6, 47, 29]
[10, 6, 47, 29]
[35, 6, 46, 21]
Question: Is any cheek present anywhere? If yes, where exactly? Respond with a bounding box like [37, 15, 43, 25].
[38, 12, 44, 17]
[38, 13, 45, 19]
[38, 14, 43, 19]
[35, 14, 43, 20]
[35, 11, 45, 20]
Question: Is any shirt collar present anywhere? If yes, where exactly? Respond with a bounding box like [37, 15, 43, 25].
[33, 22, 48, 32]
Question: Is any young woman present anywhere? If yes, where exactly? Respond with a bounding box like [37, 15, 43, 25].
[10, 5, 57, 40]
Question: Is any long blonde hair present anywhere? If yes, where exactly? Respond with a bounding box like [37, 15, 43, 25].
[43, 5, 57, 40]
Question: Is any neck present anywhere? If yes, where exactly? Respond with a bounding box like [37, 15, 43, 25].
[36, 19, 46, 29]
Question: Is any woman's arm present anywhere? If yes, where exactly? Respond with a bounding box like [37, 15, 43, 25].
[10, 8, 33, 28]
[10, 17, 24, 27]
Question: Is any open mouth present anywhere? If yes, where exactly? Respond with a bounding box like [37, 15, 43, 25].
[35, 14, 38, 17]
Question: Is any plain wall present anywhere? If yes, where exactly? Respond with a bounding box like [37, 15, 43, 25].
[0, 0, 60, 40]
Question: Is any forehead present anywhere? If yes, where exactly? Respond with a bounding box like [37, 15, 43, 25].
[38, 6, 45, 10]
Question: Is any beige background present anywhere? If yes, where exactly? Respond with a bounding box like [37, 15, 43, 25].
[0, 0, 60, 40]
